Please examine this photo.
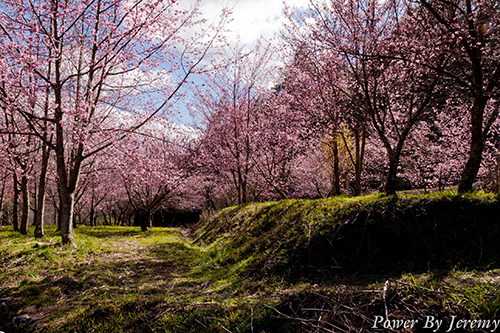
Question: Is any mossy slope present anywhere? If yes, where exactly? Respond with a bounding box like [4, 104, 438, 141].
[194, 192, 500, 279]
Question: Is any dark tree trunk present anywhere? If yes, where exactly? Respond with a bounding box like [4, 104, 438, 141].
[354, 128, 366, 196]
[89, 207, 95, 227]
[0, 181, 5, 225]
[136, 210, 152, 232]
[59, 190, 76, 245]
[458, 141, 484, 192]
[332, 140, 341, 195]
[241, 177, 248, 204]
[458, 96, 488, 192]
[384, 153, 399, 196]
[57, 196, 62, 231]
[117, 209, 124, 226]
[52, 200, 58, 227]
[73, 211, 80, 229]
[12, 173, 19, 232]
[89, 191, 96, 226]
[19, 172, 30, 235]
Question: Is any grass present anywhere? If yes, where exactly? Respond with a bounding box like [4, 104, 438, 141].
[0, 225, 269, 332]
[1, 191, 500, 332]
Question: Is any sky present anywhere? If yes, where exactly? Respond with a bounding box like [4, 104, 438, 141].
[202, 0, 309, 47]
[171, 0, 310, 125]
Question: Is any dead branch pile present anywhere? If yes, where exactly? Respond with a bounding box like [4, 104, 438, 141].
[266, 280, 484, 333]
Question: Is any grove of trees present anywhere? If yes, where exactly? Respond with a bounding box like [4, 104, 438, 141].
[0, 0, 499, 244]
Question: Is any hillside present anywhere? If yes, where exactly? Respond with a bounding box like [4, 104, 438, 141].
[1, 192, 500, 332]
[194, 192, 500, 277]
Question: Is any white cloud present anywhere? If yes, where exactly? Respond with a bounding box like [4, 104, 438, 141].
[199, 0, 310, 49]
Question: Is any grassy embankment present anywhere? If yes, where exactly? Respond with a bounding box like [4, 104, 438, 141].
[1, 191, 500, 332]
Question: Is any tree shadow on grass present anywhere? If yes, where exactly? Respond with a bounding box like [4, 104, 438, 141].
[62, 239, 255, 332]
[76, 226, 186, 240]
[73, 240, 209, 296]
[76, 226, 144, 238]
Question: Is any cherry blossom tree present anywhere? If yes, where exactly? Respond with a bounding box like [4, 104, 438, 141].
[415, 0, 500, 192]
[399, 112, 467, 192]
[0, 0, 227, 244]
[283, 0, 449, 195]
[281, 45, 365, 195]
[192, 37, 320, 205]
[250, 87, 317, 200]
[0, 108, 37, 235]
[111, 120, 201, 231]
[193, 41, 276, 205]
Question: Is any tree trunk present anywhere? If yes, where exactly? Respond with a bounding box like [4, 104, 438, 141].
[57, 193, 62, 231]
[136, 210, 152, 232]
[35, 145, 50, 239]
[53, 28, 77, 246]
[73, 211, 80, 229]
[458, 141, 484, 193]
[32, 193, 37, 231]
[354, 161, 362, 195]
[89, 191, 96, 226]
[12, 173, 19, 232]
[0, 181, 5, 225]
[332, 140, 341, 195]
[354, 151, 362, 196]
[53, 122, 82, 246]
[384, 153, 399, 196]
[458, 97, 488, 192]
[89, 207, 95, 227]
[354, 128, 366, 196]
[53, 200, 58, 227]
[19, 172, 30, 235]
[117, 208, 124, 226]
[241, 176, 247, 204]
[59, 190, 76, 245]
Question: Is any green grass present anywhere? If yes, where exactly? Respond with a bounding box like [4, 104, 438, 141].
[1, 192, 500, 332]
[1, 225, 267, 332]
